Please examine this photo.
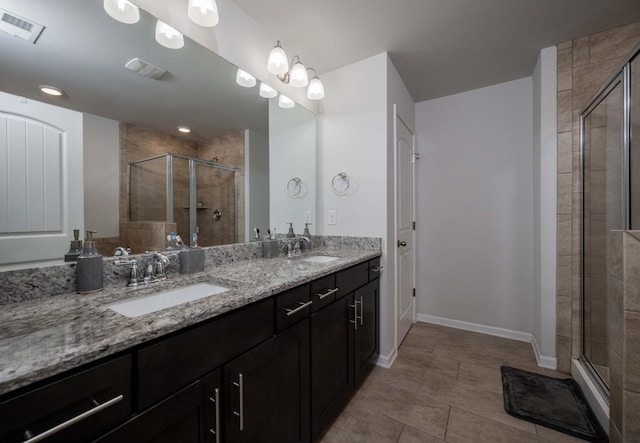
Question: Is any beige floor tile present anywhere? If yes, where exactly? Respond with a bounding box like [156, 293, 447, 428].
[445, 408, 546, 443]
[535, 424, 592, 442]
[398, 424, 447, 442]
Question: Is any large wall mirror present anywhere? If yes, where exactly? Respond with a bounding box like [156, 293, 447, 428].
[0, 0, 316, 266]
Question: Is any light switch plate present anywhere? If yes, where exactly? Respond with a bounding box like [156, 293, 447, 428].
[304, 210, 312, 224]
[328, 210, 337, 225]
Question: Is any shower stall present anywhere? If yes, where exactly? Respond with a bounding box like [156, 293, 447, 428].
[128, 153, 238, 248]
[578, 43, 640, 404]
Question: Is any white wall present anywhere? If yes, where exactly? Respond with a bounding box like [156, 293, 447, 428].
[532, 47, 558, 367]
[319, 53, 391, 356]
[415, 77, 534, 337]
[83, 114, 120, 238]
[245, 128, 269, 241]
[269, 99, 317, 235]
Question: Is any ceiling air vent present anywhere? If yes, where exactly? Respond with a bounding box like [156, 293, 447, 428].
[0, 9, 44, 43]
[125, 57, 167, 80]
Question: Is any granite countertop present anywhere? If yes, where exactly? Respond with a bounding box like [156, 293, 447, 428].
[0, 248, 381, 396]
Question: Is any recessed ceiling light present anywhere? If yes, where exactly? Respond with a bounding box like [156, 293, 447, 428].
[39, 85, 64, 96]
[178, 126, 191, 133]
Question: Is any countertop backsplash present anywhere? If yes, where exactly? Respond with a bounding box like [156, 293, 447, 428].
[0, 235, 381, 305]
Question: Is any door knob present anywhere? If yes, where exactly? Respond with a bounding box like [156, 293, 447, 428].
[397, 240, 407, 247]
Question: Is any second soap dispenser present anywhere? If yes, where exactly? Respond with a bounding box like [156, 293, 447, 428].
[77, 230, 104, 294]
[286, 222, 296, 238]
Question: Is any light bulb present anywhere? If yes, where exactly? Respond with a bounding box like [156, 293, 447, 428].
[267, 42, 289, 76]
[289, 61, 309, 88]
[278, 94, 295, 109]
[39, 85, 64, 96]
[259, 82, 278, 98]
[307, 77, 325, 100]
[188, 0, 219, 27]
[236, 69, 256, 88]
[155, 20, 184, 49]
[103, 0, 140, 24]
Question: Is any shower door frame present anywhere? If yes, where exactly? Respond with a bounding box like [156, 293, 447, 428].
[128, 153, 239, 246]
[578, 44, 638, 398]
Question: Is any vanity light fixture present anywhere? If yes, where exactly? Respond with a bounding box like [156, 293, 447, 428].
[266, 41, 325, 100]
[155, 20, 184, 49]
[278, 94, 295, 109]
[39, 85, 64, 96]
[259, 82, 278, 98]
[177, 126, 191, 133]
[188, 0, 219, 27]
[235, 69, 256, 88]
[103, 0, 140, 24]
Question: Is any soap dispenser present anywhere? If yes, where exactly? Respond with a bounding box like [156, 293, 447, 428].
[301, 223, 312, 251]
[64, 229, 84, 262]
[286, 222, 296, 238]
[76, 230, 103, 294]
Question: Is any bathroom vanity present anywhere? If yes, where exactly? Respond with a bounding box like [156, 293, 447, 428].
[0, 244, 381, 443]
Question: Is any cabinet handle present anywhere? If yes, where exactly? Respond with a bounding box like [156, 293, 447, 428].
[316, 287, 338, 300]
[360, 295, 364, 326]
[371, 266, 383, 274]
[21, 394, 123, 443]
[284, 300, 312, 317]
[233, 374, 244, 431]
[208, 388, 221, 443]
[349, 300, 360, 331]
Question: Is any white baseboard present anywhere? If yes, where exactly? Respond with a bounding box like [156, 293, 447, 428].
[531, 335, 557, 369]
[417, 313, 532, 343]
[376, 347, 397, 369]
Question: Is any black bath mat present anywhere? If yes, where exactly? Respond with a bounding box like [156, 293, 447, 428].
[501, 366, 608, 442]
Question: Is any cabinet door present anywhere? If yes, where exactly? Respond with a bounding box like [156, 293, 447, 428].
[96, 370, 222, 443]
[225, 319, 310, 443]
[310, 297, 353, 441]
[353, 280, 379, 387]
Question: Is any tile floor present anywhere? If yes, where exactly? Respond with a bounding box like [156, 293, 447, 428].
[319, 322, 591, 442]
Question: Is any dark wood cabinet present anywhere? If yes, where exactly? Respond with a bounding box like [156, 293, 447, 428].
[96, 370, 221, 443]
[0, 355, 132, 443]
[225, 319, 310, 443]
[353, 280, 379, 387]
[310, 296, 353, 441]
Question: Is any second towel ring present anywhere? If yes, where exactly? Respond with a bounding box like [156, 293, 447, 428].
[332, 172, 350, 195]
[288, 177, 303, 197]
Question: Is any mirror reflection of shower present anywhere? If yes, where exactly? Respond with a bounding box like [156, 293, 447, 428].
[128, 153, 238, 252]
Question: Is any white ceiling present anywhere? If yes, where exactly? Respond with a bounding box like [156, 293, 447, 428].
[233, 0, 640, 102]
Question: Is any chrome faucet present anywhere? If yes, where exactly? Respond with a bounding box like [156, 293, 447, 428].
[113, 246, 131, 256]
[149, 252, 170, 282]
[115, 252, 172, 287]
[283, 236, 311, 258]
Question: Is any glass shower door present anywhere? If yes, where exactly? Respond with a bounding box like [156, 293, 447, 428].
[193, 161, 236, 246]
[581, 75, 625, 389]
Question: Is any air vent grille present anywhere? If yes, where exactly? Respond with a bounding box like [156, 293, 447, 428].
[0, 9, 44, 43]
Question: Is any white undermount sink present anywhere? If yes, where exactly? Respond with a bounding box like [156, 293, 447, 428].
[302, 255, 340, 263]
[107, 282, 229, 318]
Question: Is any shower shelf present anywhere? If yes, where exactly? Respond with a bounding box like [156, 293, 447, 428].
[181, 207, 210, 210]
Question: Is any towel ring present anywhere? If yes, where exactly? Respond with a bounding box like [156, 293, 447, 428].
[332, 172, 350, 195]
[287, 177, 303, 197]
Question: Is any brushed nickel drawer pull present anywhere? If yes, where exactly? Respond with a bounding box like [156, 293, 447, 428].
[360, 295, 364, 326]
[233, 374, 244, 431]
[284, 300, 312, 316]
[371, 266, 383, 274]
[349, 300, 360, 330]
[22, 394, 124, 443]
[208, 388, 221, 443]
[317, 288, 338, 300]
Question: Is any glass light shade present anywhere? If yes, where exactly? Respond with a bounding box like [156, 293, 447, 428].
[188, 0, 219, 27]
[267, 43, 289, 76]
[39, 85, 63, 96]
[289, 61, 309, 88]
[103, 0, 140, 24]
[307, 77, 325, 100]
[259, 82, 278, 98]
[155, 20, 184, 49]
[235, 69, 256, 88]
[278, 94, 295, 109]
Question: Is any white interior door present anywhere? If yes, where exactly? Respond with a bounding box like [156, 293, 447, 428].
[396, 115, 415, 345]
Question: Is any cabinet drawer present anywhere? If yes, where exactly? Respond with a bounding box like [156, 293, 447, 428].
[275, 284, 310, 333]
[310, 274, 338, 312]
[137, 298, 274, 410]
[368, 258, 382, 281]
[0, 354, 132, 443]
[336, 262, 368, 297]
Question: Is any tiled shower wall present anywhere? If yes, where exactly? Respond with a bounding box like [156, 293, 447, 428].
[556, 22, 640, 373]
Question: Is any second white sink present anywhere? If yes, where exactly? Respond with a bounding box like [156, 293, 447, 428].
[107, 282, 229, 318]
[302, 255, 340, 263]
